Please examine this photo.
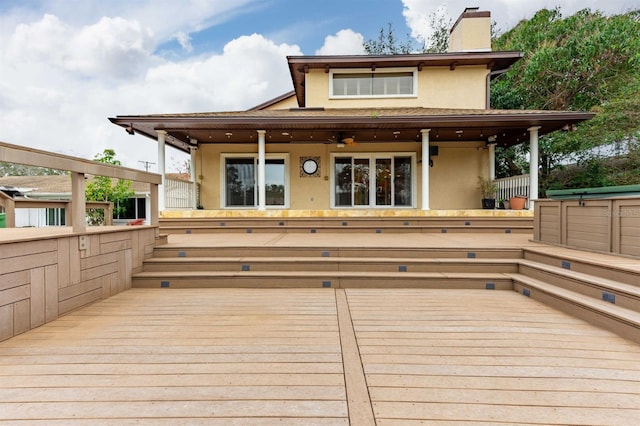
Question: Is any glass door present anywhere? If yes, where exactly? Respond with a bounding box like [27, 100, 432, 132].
[375, 158, 392, 206]
[353, 158, 370, 206]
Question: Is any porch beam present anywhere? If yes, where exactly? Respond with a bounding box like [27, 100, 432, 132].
[528, 126, 541, 210]
[157, 130, 167, 212]
[257, 130, 266, 211]
[421, 129, 431, 210]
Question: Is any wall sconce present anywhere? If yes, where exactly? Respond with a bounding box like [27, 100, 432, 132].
[125, 124, 135, 135]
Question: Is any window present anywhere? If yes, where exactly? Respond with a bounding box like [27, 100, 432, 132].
[333, 155, 414, 208]
[223, 155, 288, 208]
[331, 70, 416, 98]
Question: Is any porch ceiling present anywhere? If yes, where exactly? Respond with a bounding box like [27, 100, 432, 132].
[109, 107, 595, 153]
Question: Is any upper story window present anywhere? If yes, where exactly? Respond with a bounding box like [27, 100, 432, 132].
[330, 69, 416, 98]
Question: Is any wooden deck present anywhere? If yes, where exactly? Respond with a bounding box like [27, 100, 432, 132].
[2, 287, 639, 424]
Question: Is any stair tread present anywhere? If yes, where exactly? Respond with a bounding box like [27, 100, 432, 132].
[519, 259, 640, 297]
[510, 273, 640, 324]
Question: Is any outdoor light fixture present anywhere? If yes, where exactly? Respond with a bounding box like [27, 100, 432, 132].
[125, 125, 134, 135]
[487, 135, 497, 142]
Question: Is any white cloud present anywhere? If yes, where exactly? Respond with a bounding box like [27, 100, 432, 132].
[315, 29, 366, 55]
[175, 31, 193, 53]
[0, 11, 300, 170]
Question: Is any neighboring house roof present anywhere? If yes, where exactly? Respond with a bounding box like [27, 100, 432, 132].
[0, 175, 151, 196]
[110, 106, 595, 152]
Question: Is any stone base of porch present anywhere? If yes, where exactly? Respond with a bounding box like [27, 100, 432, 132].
[160, 209, 534, 219]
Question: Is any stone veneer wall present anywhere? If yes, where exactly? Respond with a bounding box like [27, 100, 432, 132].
[0, 227, 156, 342]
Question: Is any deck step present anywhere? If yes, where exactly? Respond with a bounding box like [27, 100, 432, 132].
[150, 246, 524, 259]
[160, 225, 533, 234]
[523, 247, 640, 287]
[510, 274, 640, 344]
[132, 270, 513, 290]
[518, 259, 640, 312]
[142, 257, 520, 273]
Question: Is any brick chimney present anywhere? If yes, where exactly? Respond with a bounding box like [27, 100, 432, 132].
[448, 7, 491, 52]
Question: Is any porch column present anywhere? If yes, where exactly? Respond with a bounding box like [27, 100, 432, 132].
[528, 126, 541, 210]
[257, 130, 266, 211]
[488, 142, 496, 180]
[156, 130, 167, 212]
[421, 129, 431, 210]
[190, 141, 198, 209]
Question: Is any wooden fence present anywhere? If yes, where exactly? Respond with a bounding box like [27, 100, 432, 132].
[534, 198, 640, 257]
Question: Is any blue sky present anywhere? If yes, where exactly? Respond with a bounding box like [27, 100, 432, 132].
[0, 0, 637, 170]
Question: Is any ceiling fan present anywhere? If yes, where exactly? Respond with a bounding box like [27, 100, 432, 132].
[330, 132, 357, 147]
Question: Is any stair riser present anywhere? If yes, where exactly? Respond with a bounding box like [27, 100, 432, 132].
[512, 282, 640, 344]
[133, 276, 513, 290]
[159, 219, 533, 228]
[151, 248, 523, 259]
[518, 264, 640, 312]
[161, 227, 531, 235]
[523, 251, 640, 287]
[142, 262, 518, 274]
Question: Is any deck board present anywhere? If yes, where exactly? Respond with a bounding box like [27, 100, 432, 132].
[1, 287, 640, 424]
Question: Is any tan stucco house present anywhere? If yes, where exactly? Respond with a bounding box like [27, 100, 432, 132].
[109, 8, 594, 215]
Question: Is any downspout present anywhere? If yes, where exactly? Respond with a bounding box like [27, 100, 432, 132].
[486, 69, 509, 109]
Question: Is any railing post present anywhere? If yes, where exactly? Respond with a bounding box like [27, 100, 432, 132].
[71, 172, 86, 233]
[150, 183, 159, 229]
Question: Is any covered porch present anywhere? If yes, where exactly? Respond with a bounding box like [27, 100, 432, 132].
[111, 108, 593, 214]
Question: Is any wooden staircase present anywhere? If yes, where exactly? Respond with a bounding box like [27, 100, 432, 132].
[135, 219, 640, 343]
[510, 246, 640, 344]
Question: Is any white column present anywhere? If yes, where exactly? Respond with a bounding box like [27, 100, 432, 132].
[156, 130, 167, 212]
[190, 140, 198, 209]
[421, 129, 431, 210]
[257, 130, 266, 211]
[488, 143, 496, 181]
[528, 126, 541, 210]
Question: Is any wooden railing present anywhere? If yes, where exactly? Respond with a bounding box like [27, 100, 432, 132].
[0, 141, 161, 232]
[495, 174, 530, 202]
[165, 177, 195, 209]
[0, 196, 114, 227]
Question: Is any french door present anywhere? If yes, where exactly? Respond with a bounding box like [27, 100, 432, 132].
[334, 155, 413, 208]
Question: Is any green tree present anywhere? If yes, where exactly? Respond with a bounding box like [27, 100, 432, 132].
[363, 23, 414, 54]
[85, 149, 134, 225]
[491, 8, 640, 191]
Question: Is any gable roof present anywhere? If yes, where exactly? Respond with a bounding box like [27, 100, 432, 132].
[287, 52, 523, 107]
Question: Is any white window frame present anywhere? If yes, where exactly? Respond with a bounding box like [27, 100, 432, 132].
[330, 152, 417, 209]
[329, 67, 418, 99]
[221, 153, 290, 209]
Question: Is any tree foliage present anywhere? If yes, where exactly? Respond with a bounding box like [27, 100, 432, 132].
[85, 149, 134, 224]
[491, 8, 640, 191]
[363, 23, 414, 55]
[0, 162, 66, 176]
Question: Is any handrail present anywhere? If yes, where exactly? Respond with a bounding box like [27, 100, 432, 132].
[0, 141, 161, 232]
